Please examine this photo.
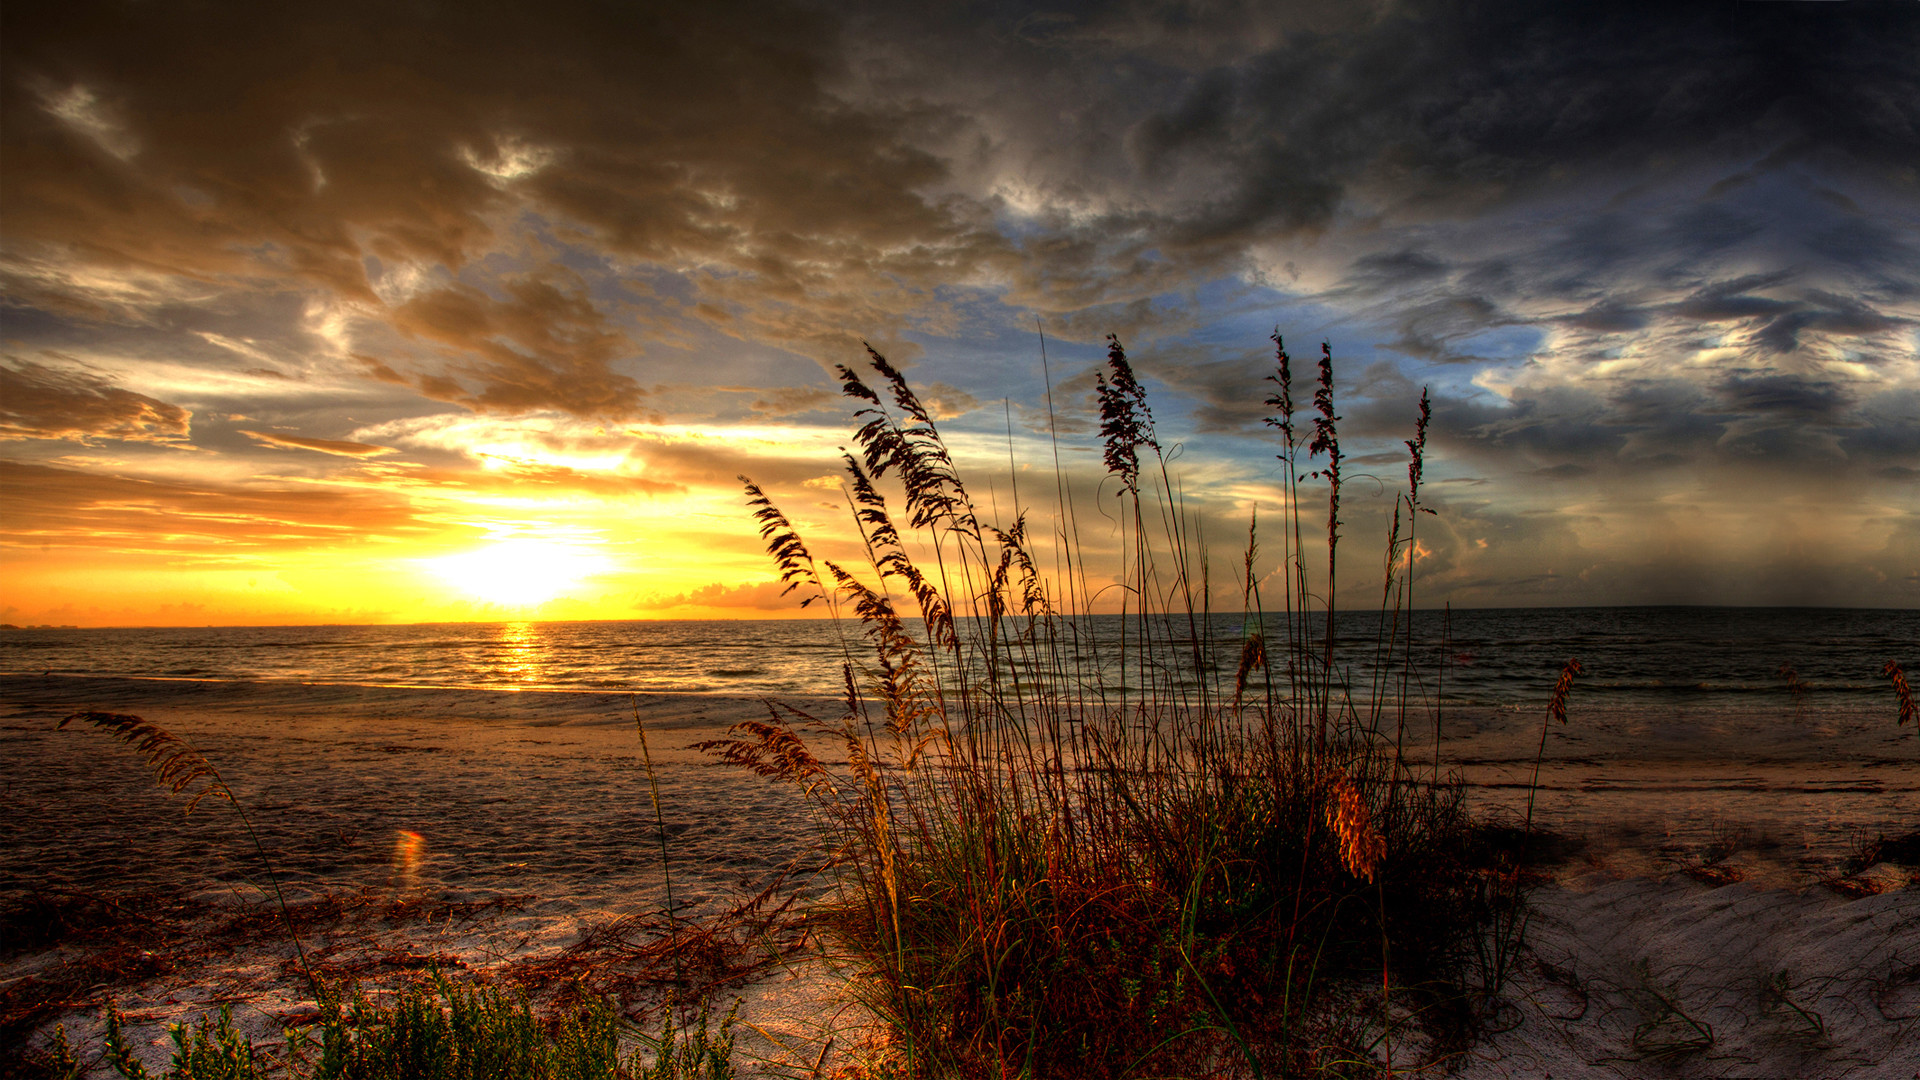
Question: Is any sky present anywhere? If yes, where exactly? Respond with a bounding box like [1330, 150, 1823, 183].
[2, 0, 1916, 627]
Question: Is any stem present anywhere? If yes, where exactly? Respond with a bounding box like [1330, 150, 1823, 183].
[1523, 710, 1551, 840]
[634, 698, 681, 983]
[227, 797, 321, 1005]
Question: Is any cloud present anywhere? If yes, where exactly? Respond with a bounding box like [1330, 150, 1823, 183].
[0, 0, 1016, 383]
[386, 272, 649, 419]
[649, 579, 799, 611]
[7, 0, 1913, 386]
[0, 359, 191, 443]
[923, 382, 980, 420]
[0, 460, 427, 554]
[241, 430, 396, 457]
[744, 385, 836, 417]
[456, 459, 684, 497]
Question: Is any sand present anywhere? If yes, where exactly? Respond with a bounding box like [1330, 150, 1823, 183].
[1465, 874, 1919, 1077]
[3, 674, 1915, 1076]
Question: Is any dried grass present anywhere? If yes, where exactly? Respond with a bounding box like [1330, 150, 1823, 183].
[1886, 660, 1915, 728]
[708, 333, 1529, 1077]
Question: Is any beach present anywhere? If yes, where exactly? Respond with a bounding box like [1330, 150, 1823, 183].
[7, 0, 1918, 1069]
[3, 664, 1916, 1076]
[1, 675, 846, 1070]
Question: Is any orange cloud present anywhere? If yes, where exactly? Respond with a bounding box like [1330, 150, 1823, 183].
[0, 360, 191, 444]
[651, 579, 803, 611]
[240, 430, 396, 457]
[0, 460, 430, 556]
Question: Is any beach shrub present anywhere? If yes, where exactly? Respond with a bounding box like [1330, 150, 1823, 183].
[712, 335, 1516, 1077]
[66, 982, 737, 1080]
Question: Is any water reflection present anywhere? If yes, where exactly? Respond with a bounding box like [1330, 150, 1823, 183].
[392, 829, 426, 893]
[493, 621, 544, 686]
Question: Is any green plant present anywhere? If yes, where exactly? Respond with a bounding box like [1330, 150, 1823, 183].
[159, 1006, 270, 1080]
[709, 334, 1520, 1077]
[638, 996, 739, 1080]
[10, 1022, 84, 1080]
[309, 981, 737, 1080]
[90, 979, 738, 1080]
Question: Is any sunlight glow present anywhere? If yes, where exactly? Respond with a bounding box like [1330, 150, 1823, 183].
[422, 538, 614, 608]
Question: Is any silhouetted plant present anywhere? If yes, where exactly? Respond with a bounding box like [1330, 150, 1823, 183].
[713, 333, 1517, 1077]
[59, 712, 319, 1002]
[1886, 660, 1915, 729]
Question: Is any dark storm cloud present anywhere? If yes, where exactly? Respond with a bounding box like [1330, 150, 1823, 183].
[8, 0, 1914, 366]
[1, 0, 1010, 414]
[915, 0, 1920, 254]
[1751, 297, 1909, 355]
[1248, 2, 1911, 207]
[1126, 342, 1275, 434]
[1447, 385, 1626, 462]
[879, 1, 1920, 494]
[0, 358, 190, 443]
[1842, 388, 1920, 466]
[1713, 375, 1852, 422]
[1670, 276, 1799, 324]
[387, 274, 651, 419]
[1339, 251, 1449, 293]
[1559, 304, 1648, 334]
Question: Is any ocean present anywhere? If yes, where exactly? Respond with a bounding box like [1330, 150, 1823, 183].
[3, 606, 1913, 707]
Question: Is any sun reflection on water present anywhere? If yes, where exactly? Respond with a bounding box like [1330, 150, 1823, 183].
[493, 621, 544, 686]
[393, 829, 426, 893]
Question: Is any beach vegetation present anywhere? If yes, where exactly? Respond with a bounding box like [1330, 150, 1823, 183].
[17, 984, 737, 1080]
[712, 334, 1528, 1077]
[26, 712, 750, 1080]
[55, 712, 319, 1003]
[1885, 660, 1914, 729]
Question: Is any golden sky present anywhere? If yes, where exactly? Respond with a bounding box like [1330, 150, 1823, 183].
[2, 0, 1917, 626]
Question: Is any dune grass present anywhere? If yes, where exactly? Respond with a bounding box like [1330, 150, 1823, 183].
[1886, 660, 1915, 729]
[710, 334, 1529, 1077]
[55, 711, 319, 1005]
[19, 983, 737, 1080]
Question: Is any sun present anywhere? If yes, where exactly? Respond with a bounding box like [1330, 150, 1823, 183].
[423, 538, 613, 609]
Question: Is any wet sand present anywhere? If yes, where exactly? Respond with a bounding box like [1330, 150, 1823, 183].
[3, 674, 1915, 1075]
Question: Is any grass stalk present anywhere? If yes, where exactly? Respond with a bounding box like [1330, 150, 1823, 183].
[633, 699, 681, 985]
[57, 712, 320, 1005]
[1523, 659, 1582, 839]
[710, 330, 1526, 1077]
